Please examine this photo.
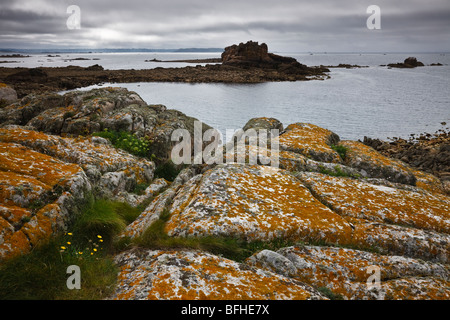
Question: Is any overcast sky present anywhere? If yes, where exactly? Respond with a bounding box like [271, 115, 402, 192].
[0, 0, 449, 52]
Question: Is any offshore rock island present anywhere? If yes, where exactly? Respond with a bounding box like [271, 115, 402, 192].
[0, 84, 449, 300]
[0, 41, 330, 98]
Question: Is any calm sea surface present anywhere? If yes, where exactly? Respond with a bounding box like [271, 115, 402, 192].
[10, 52, 448, 141]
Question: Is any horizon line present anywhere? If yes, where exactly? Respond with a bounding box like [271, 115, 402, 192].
[1, 48, 449, 54]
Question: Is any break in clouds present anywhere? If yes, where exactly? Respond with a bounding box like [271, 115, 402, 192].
[0, 0, 449, 52]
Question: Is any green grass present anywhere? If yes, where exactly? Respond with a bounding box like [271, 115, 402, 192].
[70, 198, 126, 249]
[0, 236, 118, 300]
[318, 164, 351, 177]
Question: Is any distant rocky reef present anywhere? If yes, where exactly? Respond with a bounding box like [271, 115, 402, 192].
[0, 41, 330, 98]
[386, 57, 424, 68]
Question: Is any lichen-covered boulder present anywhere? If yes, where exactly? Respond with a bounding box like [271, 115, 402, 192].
[0, 141, 91, 260]
[164, 164, 353, 244]
[296, 172, 450, 262]
[274, 123, 342, 163]
[247, 246, 450, 300]
[121, 167, 198, 239]
[297, 172, 449, 234]
[338, 140, 443, 194]
[351, 219, 449, 263]
[110, 249, 326, 300]
[115, 178, 169, 208]
[242, 117, 283, 140]
[0, 127, 154, 200]
[22, 87, 147, 136]
[340, 140, 417, 185]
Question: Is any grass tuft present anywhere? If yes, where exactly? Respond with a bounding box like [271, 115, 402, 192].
[331, 144, 348, 160]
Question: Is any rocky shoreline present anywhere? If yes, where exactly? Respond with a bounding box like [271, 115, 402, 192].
[363, 127, 450, 191]
[0, 84, 449, 300]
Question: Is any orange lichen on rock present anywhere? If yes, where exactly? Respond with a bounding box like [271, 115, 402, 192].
[410, 168, 445, 195]
[0, 142, 82, 188]
[350, 218, 449, 263]
[165, 164, 353, 244]
[0, 216, 31, 260]
[297, 172, 450, 234]
[0, 127, 154, 185]
[0, 133, 93, 261]
[340, 140, 420, 186]
[111, 249, 326, 300]
[0, 205, 32, 228]
[275, 123, 341, 163]
[247, 245, 449, 300]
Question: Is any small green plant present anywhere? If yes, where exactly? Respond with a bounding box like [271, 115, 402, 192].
[318, 286, 345, 300]
[132, 183, 150, 196]
[92, 129, 151, 158]
[63, 111, 75, 119]
[110, 200, 144, 225]
[154, 160, 182, 182]
[331, 145, 348, 160]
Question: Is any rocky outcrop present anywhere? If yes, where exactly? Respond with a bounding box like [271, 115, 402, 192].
[0, 87, 211, 164]
[387, 57, 425, 68]
[363, 131, 450, 194]
[222, 41, 272, 65]
[0, 126, 156, 260]
[221, 41, 328, 76]
[0, 88, 448, 300]
[340, 140, 417, 185]
[122, 118, 449, 264]
[112, 116, 449, 299]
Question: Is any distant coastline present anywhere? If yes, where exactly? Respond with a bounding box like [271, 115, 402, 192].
[0, 48, 224, 54]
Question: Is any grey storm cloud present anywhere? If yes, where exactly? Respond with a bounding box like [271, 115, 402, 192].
[0, 0, 449, 52]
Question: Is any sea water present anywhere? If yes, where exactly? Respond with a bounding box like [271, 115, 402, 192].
[7, 51, 448, 141]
